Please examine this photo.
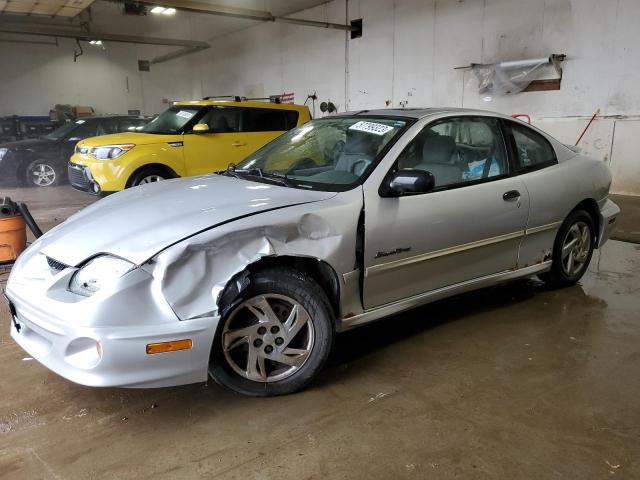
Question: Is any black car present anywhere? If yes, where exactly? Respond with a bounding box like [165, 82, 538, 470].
[0, 115, 149, 187]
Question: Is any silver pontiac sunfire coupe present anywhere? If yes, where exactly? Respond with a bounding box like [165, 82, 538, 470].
[6, 108, 619, 396]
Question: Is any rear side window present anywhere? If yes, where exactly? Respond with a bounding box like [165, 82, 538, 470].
[509, 122, 557, 171]
[242, 108, 298, 132]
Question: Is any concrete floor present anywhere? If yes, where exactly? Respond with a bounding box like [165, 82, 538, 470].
[1, 187, 639, 479]
[610, 194, 640, 244]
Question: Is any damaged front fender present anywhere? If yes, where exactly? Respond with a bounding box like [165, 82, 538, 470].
[143, 188, 364, 322]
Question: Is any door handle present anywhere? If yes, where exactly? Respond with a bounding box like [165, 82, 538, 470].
[503, 190, 521, 201]
[231, 141, 247, 147]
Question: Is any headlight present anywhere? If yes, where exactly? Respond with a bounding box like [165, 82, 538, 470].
[90, 144, 134, 160]
[68, 255, 135, 297]
[0, 148, 8, 160]
[75, 144, 90, 155]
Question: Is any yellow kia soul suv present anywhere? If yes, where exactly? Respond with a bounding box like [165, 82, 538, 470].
[68, 98, 311, 194]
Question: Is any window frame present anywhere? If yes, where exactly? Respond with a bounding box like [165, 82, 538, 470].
[381, 114, 512, 196]
[502, 119, 558, 174]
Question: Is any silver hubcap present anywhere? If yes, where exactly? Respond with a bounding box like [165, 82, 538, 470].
[30, 163, 56, 186]
[222, 294, 315, 382]
[561, 221, 591, 276]
[139, 174, 164, 184]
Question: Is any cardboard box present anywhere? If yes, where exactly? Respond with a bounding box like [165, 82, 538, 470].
[74, 106, 94, 117]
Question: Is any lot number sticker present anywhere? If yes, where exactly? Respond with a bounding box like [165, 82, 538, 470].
[349, 121, 393, 136]
[176, 110, 194, 119]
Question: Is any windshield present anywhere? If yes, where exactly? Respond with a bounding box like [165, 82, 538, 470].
[44, 120, 82, 141]
[235, 116, 408, 190]
[141, 106, 203, 134]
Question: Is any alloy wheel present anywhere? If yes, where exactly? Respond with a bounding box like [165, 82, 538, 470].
[561, 220, 591, 276]
[139, 174, 164, 184]
[29, 163, 56, 187]
[222, 294, 315, 382]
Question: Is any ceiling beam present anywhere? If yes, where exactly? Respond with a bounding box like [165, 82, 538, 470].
[0, 20, 210, 48]
[137, 0, 356, 31]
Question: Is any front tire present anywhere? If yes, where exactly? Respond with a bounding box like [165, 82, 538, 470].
[25, 159, 62, 187]
[539, 209, 595, 288]
[127, 167, 168, 187]
[210, 268, 334, 396]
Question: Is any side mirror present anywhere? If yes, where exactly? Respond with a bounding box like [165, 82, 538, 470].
[381, 169, 435, 197]
[192, 123, 210, 133]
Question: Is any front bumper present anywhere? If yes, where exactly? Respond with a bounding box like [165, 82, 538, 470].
[68, 162, 103, 195]
[5, 254, 219, 388]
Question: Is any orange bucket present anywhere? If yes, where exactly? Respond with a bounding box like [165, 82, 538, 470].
[0, 215, 27, 263]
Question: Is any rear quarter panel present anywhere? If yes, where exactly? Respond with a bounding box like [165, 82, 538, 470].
[517, 153, 611, 267]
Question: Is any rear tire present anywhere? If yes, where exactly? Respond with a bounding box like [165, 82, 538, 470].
[127, 167, 169, 187]
[539, 209, 595, 288]
[210, 268, 334, 396]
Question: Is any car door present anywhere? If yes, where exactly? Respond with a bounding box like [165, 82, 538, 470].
[182, 106, 248, 176]
[362, 115, 530, 309]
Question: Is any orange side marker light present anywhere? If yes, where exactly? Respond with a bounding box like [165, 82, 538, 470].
[146, 339, 193, 354]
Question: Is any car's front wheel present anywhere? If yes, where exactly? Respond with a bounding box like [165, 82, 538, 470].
[127, 167, 169, 187]
[25, 159, 62, 187]
[539, 209, 595, 288]
[210, 268, 334, 396]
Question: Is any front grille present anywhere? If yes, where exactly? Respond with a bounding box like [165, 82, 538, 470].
[68, 163, 90, 191]
[46, 256, 69, 272]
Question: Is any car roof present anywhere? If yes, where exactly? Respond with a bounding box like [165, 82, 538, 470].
[337, 107, 516, 121]
[80, 115, 148, 121]
[173, 99, 308, 112]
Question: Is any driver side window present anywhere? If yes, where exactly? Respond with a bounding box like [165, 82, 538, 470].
[396, 116, 508, 189]
[200, 107, 241, 133]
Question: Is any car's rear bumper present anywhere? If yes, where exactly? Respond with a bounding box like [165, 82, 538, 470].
[597, 198, 620, 248]
[4, 258, 219, 388]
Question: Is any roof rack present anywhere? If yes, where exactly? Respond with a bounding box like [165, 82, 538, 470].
[201, 95, 286, 104]
[244, 96, 282, 104]
[202, 95, 243, 101]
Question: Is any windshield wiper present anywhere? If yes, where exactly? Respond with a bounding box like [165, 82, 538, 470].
[221, 164, 295, 187]
[222, 163, 243, 178]
[259, 171, 296, 187]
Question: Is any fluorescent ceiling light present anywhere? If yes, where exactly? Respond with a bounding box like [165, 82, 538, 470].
[150, 6, 176, 15]
[89, 40, 103, 45]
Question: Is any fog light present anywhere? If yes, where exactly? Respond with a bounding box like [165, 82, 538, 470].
[92, 182, 101, 194]
[146, 339, 192, 354]
[65, 337, 102, 369]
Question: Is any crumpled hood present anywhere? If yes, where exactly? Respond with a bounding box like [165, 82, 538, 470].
[76, 132, 180, 148]
[37, 175, 336, 266]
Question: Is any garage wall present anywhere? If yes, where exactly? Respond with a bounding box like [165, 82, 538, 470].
[0, 38, 192, 117]
[187, 0, 640, 195]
